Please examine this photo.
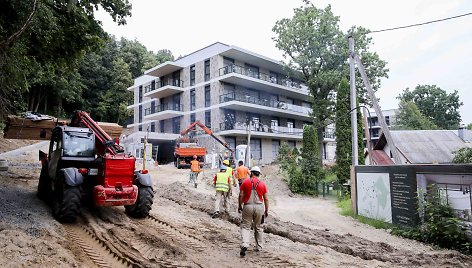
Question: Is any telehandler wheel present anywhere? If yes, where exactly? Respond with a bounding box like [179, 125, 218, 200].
[37, 165, 52, 202]
[52, 175, 82, 223]
[125, 185, 154, 218]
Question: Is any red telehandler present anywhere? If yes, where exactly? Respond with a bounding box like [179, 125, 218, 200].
[37, 111, 154, 222]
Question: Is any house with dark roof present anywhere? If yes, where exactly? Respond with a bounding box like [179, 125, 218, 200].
[366, 130, 471, 165]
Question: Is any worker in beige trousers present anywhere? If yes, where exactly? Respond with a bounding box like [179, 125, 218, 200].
[238, 166, 268, 257]
[212, 164, 232, 218]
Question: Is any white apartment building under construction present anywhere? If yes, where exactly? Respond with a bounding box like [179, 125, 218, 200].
[124, 42, 335, 165]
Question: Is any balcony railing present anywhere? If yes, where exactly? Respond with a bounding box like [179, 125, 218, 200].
[218, 64, 304, 90]
[144, 103, 183, 115]
[219, 122, 303, 135]
[219, 92, 311, 114]
[144, 79, 184, 94]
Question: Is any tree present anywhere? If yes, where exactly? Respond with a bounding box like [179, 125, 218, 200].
[118, 38, 174, 78]
[394, 100, 438, 130]
[300, 125, 323, 195]
[277, 142, 303, 193]
[335, 79, 351, 187]
[397, 85, 462, 129]
[453, 147, 472, 163]
[272, 2, 388, 167]
[0, 0, 132, 118]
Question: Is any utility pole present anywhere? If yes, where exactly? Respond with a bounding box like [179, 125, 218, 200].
[348, 35, 358, 166]
[354, 54, 402, 164]
[246, 120, 252, 168]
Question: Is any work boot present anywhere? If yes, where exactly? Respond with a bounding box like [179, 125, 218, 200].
[240, 246, 247, 257]
[211, 211, 219, 218]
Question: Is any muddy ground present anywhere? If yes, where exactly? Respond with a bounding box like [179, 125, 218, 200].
[0, 137, 471, 267]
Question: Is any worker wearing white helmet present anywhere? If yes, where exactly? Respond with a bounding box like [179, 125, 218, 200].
[212, 164, 232, 218]
[238, 166, 269, 257]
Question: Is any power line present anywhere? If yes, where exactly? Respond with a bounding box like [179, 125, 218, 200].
[370, 11, 472, 34]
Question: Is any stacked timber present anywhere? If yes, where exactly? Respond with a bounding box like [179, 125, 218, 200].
[4, 115, 123, 140]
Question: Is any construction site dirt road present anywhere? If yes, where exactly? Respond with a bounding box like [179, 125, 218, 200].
[0, 138, 471, 267]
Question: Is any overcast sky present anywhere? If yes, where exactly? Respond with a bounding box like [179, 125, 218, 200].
[97, 0, 472, 124]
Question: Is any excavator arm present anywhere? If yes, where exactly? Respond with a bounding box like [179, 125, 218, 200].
[70, 111, 122, 156]
[181, 121, 233, 153]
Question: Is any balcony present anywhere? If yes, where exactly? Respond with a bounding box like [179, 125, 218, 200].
[217, 122, 304, 140]
[218, 64, 308, 99]
[143, 103, 184, 121]
[143, 79, 185, 99]
[219, 93, 311, 120]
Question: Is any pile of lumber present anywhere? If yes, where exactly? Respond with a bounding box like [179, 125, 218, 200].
[4, 115, 123, 140]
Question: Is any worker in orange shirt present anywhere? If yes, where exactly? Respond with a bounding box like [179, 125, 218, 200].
[235, 160, 249, 187]
[189, 155, 201, 188]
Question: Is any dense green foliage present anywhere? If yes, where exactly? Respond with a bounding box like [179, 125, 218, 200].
[300, 125, 323, 195]
[0, 1, 173, 124]
[277, 126, 325, 195]
[272, 1, 388, 166]
[467, 123, 472, 130]
[334, 79, 351, 187]
[0, 0, 132, 119]
[397, 85, 463, 129]
[334, 78, 365, 192]
[452, 147, 472, 163]
[277, 142, 302, 191]
[393, 100, 438, 130]
[392, 187, 472, 255]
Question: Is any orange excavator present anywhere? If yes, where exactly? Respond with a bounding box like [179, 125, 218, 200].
[174, 121, 234, 168]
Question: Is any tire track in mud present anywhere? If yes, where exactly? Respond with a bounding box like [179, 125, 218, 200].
[157, 193, 317, 267]
[64, 224, 134, 268]
[158, 183, 472, 267]
[146, 214, 206, 251]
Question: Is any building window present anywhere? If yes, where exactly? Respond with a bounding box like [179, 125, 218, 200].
[204, 60, 210, 81]
[205, 85, 211, 107]
[190, 65, 195, 86]
[385, 116, 390, 126]
[205, 111, 211, 128]
[172, 117, 180, 134]
[190, 113, 196, 124]
[138, 86, 143, 103]
[160, 120, 165, 133]
[272, 140, 280, 159]
[190, 88, 196, 111]
[271, 118, 279, 132]
[269, 71, 278, 84]
[150, 122, 155, 132]
[138, 105, 143, 131]
[224, 109, 235, 130]
[223, 56, 234, 66]
[245, 63, 259, 79]
[287, 119, 295, 134]
[287, 140, 296, 149]
[250, 138, 262, 160]
[173, 70, 181, 87]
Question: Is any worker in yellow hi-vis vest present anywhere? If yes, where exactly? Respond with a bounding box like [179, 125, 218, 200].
[212, 164, 232, 218]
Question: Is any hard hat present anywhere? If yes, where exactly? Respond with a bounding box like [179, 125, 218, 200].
[220, 164, 227, 171]
[223, 159, 230, 165]
[250, 166, 261, 173]
[193, 155, 197, 159]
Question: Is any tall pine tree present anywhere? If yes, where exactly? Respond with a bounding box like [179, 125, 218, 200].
[335, 78, 351, 187]
[301, 125, 323, 195]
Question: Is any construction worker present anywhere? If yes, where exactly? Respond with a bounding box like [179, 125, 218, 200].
[223, 159, 236, 186]
[189, 155, 201, 187]
[212, 164, 232, 218]
[238, 166, 268, 257]
[235, 160, 249, 186]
